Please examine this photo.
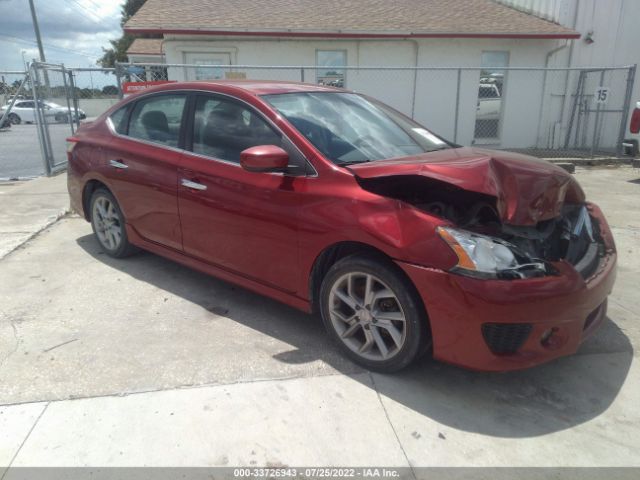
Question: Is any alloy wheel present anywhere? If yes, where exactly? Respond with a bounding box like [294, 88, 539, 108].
[328, 272, 407, 361]
[92, 196, 123, 251]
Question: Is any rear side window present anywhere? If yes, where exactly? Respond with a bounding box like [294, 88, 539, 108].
[109, 106, 129, 135]
[128, 94, 187, 148]
[192, 95, 281, 163]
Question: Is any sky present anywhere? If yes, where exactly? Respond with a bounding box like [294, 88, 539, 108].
[0, 0, 124, 70]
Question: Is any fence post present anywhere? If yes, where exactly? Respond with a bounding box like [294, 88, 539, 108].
[564, 70, 584, 149]
[115, 62, 124, 99]
[68, 69, 80, 130]
[410, 68, 418, 119]
[454, 68, 461, 143]
[616, 64, 637, 156]
[30, 62, 52, 176]
[590, 70, 606, 156]
[60, 64, 75, 135]
[300, 67, 305, 83]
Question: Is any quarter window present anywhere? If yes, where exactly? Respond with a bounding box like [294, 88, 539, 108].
[128, 94, 186, 147]
[109, 106, 129, 135]
[192, 96, 281, 163]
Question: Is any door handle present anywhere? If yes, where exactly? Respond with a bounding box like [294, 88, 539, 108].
[181, 179, 207, 191]
[109, 159, 128, 169]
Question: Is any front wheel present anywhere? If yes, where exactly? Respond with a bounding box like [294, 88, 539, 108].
[8, 113, 21, 125]
[319, 255, 429, 372]
[89, 188, 138, 258]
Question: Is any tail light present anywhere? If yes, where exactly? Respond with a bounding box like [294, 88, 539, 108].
[66, 138, 79, 160]
[630, 108, 640, 134]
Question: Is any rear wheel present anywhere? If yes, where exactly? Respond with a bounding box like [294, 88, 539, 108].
[89, 188, 138, 258]
[8, 113, 20, 125]
[319, 255, 428, 372]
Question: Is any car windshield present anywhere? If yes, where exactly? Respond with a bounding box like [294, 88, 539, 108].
[262, 92, 452, 164]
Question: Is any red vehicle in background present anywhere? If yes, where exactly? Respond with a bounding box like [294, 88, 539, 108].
[67, 81, 616, 372]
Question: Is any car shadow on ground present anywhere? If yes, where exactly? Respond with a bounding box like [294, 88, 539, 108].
[76, 235, 633, 439]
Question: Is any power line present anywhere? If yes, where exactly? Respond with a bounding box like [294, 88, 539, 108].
[65, 0, 104, 23]
[0, 33, 99, 59]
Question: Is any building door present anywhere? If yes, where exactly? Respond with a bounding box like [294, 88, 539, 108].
[184, 53, 232, 81]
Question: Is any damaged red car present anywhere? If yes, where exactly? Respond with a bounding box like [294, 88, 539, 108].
[67, 81, 616, 372]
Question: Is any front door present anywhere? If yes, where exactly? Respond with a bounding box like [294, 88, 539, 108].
[178, 94, 305, 293]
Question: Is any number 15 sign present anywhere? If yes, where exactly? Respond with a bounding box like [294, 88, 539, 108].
[594, 87, 610, 105]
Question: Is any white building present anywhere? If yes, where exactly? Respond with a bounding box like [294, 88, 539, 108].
[124, 0, 636, 153]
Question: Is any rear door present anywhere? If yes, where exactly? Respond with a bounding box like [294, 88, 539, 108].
[177, 93, 308, 293]
[100, 93, 188, 251]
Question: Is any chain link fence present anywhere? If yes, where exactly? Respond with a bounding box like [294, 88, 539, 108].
[0, 61, 636, 179]
[116, 62, 636, 160]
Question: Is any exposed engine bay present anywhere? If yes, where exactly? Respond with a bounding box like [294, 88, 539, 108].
[357, 175, 605, 279]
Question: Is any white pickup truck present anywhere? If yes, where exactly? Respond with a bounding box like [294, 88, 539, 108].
[622, 101, 640, 157]
[476, 83, 502, 121]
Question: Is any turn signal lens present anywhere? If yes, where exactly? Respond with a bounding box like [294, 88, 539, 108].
[437, 227, 477, 270]
[436, 226, 519, 276]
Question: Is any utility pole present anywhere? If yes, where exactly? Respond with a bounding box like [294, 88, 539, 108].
[28, 0, 46, 63]
[28, 0, 50, 94]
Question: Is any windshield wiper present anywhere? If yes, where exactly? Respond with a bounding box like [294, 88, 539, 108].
[338, 159, 371, 166]
[424, 146, 450, 152]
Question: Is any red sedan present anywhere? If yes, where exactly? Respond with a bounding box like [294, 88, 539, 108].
[67, 81, 616, 372]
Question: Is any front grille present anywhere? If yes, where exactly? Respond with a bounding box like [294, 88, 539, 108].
[482, 323, 533, 355]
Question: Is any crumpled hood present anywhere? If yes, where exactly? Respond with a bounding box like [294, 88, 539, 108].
[348, 147, 585, 225]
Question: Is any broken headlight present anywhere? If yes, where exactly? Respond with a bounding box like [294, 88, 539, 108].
[437, 227, 550, 279]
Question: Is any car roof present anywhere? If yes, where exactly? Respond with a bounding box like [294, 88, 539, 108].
[145, 80, 345, 96]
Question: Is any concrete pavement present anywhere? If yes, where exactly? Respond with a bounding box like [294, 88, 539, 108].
[0, 173, 68, 259]
[0, 167, 639, 473]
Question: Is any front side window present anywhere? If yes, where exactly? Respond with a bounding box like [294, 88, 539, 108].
[263, 92, 451, 165]
[191, 95, 281, 163]
[316, 50, 346, 88]
[128, 94, 186, 147]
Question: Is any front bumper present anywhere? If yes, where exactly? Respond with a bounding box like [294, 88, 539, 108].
[397, 205, 617, 372]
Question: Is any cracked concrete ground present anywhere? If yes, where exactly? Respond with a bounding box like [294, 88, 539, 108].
[0, 166, 639, 473]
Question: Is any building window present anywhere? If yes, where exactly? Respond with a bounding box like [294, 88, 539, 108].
[474, 51, 509, 142]
[316, 50, 346, 88]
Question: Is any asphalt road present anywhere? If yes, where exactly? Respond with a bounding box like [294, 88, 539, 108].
[0, 123, 72, 180]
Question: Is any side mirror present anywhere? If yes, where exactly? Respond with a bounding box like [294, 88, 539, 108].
[240, 145, 289, 173]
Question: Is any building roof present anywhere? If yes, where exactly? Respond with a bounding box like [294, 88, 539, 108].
[126, 38, 164, 56]
[124, 0, 579, 39]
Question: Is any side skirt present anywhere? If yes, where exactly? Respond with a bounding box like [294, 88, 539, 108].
[125, 224, 312, 314]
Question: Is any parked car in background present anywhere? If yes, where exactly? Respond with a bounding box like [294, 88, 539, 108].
[476, 83, 502, 121]
[67, 81, 616, 373]
[622, 101, 640, 157]
[0, 100, 86, 124]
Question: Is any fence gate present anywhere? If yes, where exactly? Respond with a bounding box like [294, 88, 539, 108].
[564, 66, 636, 156]
[28, 61, 79, 175]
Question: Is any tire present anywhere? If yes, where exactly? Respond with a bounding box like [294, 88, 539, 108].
[89, 188, 138, 258]
[8, 113, 20, 125]
[624, 139, 639, 157]
[319, 254, 429, 372]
